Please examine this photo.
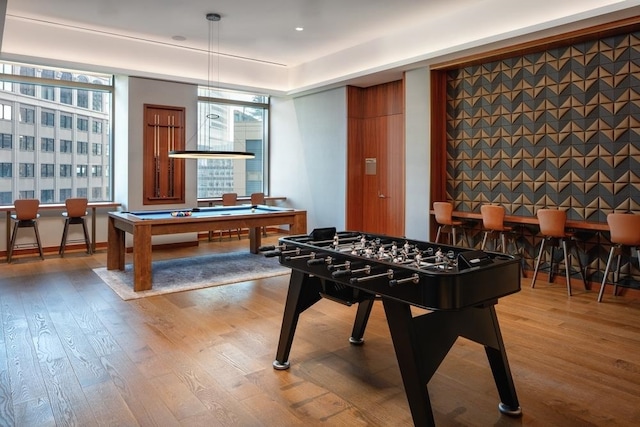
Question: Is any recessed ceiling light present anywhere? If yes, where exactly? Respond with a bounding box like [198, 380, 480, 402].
[295, 27, 304, 32]
[172, 35, 186, 41]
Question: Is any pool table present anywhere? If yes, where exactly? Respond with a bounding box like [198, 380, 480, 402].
[107, 205, 307, 291]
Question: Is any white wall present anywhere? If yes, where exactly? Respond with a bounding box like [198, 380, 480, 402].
[404, 67, 431, 240]
[270, 88, 348, 233]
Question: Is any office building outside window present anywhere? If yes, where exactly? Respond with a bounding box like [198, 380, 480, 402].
[0, 62, 112, 203]
[196, 88, 269, 198]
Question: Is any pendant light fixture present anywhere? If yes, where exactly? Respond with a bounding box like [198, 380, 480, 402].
[169, 13, 255, 160]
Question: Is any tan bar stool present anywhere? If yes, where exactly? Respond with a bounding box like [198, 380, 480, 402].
[530, 209, 587, 296]
[433, 201, 468, 246]
[251, 192, 268, 236]
[8, 199, 45, 263]
[480, 204, 516, 252]
[59, 198, 92, 257]
[220, 192, 241, 241]
[597, 213, 640, 302]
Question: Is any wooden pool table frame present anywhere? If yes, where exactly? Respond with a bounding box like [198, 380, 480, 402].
[107, 206, 307, 291]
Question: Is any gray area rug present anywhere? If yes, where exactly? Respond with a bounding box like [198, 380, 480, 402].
[93, 251, 289, 300]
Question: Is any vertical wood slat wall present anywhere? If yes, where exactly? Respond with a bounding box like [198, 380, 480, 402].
[347, 81, 405, 236]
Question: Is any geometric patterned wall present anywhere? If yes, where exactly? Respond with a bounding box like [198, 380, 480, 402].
[446, 32, 640, 222]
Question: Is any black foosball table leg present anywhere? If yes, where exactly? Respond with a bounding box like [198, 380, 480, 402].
[349, 297, 375, 345]
[273, 270, 322, 370]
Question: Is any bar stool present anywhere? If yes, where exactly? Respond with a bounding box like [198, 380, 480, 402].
[8, 199, 45, 263]
[59, 198, 92, 257]
[597, 213, 640, 302]
[433, 201, 468, 246]
[251, 192, 268, 236]
[480, 204, 516, 252]
[220, 192, 241, 241]
[530, 209, 587, 296]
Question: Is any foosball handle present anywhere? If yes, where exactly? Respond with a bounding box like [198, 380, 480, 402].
[332, 270, 352, 278]
[262, 250, 281, 258]
[307, 258, 326, 266]
[259, 245, 276, 251]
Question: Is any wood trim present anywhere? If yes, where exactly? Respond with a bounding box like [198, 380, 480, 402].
[431, 15, 640, 70]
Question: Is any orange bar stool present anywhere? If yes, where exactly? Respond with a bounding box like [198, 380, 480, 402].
[251, 192, 267, 236]
[433, 201, 468, 246]
[597, 213, 640, 302]
[221, 192, 241, 241]
[480, 204, 517, 253]
[530, 209, 587, 296]
[8, 199, 45, 263]
[59, 198, 92, 257]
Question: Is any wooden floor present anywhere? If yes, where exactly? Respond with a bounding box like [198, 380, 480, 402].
[1, 235, 639, 426]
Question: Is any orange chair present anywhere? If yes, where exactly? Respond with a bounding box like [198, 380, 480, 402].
[59, 198, 92, 257]
[220, 192, 241, 241]
[597, 213, 640, 302]
[480, 204, 516, 252]
[433, 201, 468, 246]
[8, 199, 45, 263]
[530, 209, 587, 296]
[251, 192, 267, 236]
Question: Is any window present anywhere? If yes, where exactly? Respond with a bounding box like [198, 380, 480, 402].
[77, 188, 87, 198]
[0, 62, 113, 204]
[60, 188, 72, 200]
[92, 165, 102, 177]
[60, 114, 72, 129]
[41, 163, 55, 177]
[41, 138, 55, 152]
[92, 187, 102, 199]
[19, 190, 34, 199]
[19, 163, 35, 177]
[0, 192, 12, 204]
[0, 163, 11, 177]
[77, 141, 88, 154]
[19, 106, 35, 123]
[41, 189, 54, 203]
[0, 104, 12, 120]
[41, 110, 55, 126]
[60, 139, 72, 153]
[0, 134, 12, 149]
[77, 117, 88, 131]
[60, 164, 72, 177]
[19, 67, 35, 96]
[19, 136, 35, 151]
[92, 143, 102, 155]
[60, 72, 73, 105]
[196, 88, 269, 198]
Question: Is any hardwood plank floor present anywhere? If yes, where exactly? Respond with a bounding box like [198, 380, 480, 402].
[1, 236, 639, 426]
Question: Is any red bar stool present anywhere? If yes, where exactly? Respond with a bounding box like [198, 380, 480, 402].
[530, 209, 587, 296]
[8, 199, 45, 263]
[597, 213, 640, 302]
[59, 198, 92, 257]
[480, 204, 516, 252]
[433, 201, 468, 246]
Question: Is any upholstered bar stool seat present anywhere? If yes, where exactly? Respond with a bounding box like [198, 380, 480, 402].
[530, 209, 587, 296]
[8, 199, 45, 263]
[597, 213, 640, 302]
[59, 198, 92, 257]
[433, 201, 468, 246]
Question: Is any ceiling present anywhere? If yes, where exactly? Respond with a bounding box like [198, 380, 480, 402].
[2, 0, 640, 95]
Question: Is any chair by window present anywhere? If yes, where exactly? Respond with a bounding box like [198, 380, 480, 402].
[433, 201, 468, 246]
[59, 198, 92, 257]
[8, 199, 44, 263]
[597, 213, 640, 302]
[251, 192, 268, 236]
[530, 209, 587, 296]
[220, 192, 241, 241]
[480, 204, 516, 253]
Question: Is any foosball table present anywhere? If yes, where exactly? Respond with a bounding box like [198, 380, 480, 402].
[262, 228, 522, 426]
